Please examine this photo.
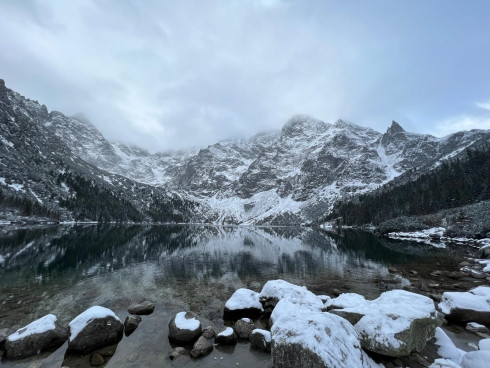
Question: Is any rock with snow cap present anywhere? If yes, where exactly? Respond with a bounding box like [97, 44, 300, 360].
[224, 288, 263, 320]
[168, 312, 202, 344]
[438, 286, 490, 324]
[67, 306, 123, 354]
[460, 350, 490, 368]
[233, 318, 255, 339]
[4, 314, 68, 359]
[250, 329, 271, 352]
[331, 290, 442, 357]
[271, 299, 380, 368]
[215, 327, 237, 345]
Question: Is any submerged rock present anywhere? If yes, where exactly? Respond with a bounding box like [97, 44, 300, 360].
[439, 286, 490, 324]
[331, 290, 442, 357]
[190, 336, 213, 358]
[67, 306, 123, 354]
[215, 327, 237, 345]
[224, 288, 263, 320]
[4, 314, 68, 359]
[127, 301, 155, 315]
[168, 312, 202, 344]
[169, 347, 189, 361]
[465, 322, 489, 334]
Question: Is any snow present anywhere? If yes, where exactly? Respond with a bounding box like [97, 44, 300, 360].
[331, 293, 366, 309]
[225, 288, 263, 311]
[479, 338, 490, 351]
[387, 227, 447, 248]
[0, 177, 5, 185]
[271, 305, 381, 368]
[174, 311, 200, 331]
[460, 351, 490, 368]
[217, 327, 234, 337]
[7, 314, 57, 342]
[429, 358, 462, 368]
[466, 322, 486, 331]
[0, 254, 6, 265]
[69, 306, 120, 341]
[439, 287, 490, 315]
[259, 279, 324, 310]
[240, 317, 252, 323]
[252, 328, 271, 343]
[434, 327, 465, 364]
[8, 183, 24, 192]
[337, 290, 439, 352]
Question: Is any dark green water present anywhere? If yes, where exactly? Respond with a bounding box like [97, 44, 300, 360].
[0, 225, 455, 367]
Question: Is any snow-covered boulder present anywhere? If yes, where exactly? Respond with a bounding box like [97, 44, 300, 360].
[465, 322, 489, 334]
[259, 280, 324, 311]
[433, 327, 465, 365]
[460, 351, 490, 368]
[233, 317, 255, 339]
[479, 338, 490, 351]
[168, 312, 202, 344]
[5, 314, 68, 359]
[330, 293, 366, 309]
[271, 301, 380, 368]
[439, 286, 490, 324]
[480, 244, 490, 259]
[331, 290, 442, 357]
[215, 327, 237, 345]
[250, 329, 271, 352]
[223, 288, 263, 320]
[67, 306, 123, 354]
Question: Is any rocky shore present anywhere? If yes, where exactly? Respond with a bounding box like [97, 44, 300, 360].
[1, 244, 490, 368]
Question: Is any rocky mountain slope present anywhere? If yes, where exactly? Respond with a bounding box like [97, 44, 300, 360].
[1, 79, 489, 225]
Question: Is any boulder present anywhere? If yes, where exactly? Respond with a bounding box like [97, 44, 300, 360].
[438, 286, 490, 324]
[201, 326, 215, 339]
[124, 315, 142, 336]
[168, 312, 202, 344]
[4, 314, 68, 359]
[224, 288, 263, 320]
[250, 329, 271, 352]
[259, 280, 324, 310]
[67, 306, 123, 354]
[127, 301, 155, 315]
[271, 300, 379, 368]
[169, 347, 189, 361]
[233, 318, 255, 339]
[330, 293, 366, 310]
[190, 336, 213, 358]
[331, 290, 443, 357]
[90, 352, 105, 366]
[215, 327, 237, 345]
[465, 322, 489, 334]
[461, 350, 490, 368]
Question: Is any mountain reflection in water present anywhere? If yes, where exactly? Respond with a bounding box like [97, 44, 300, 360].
[0, 225, 443, 331]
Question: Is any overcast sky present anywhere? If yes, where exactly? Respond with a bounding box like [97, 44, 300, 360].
[1, 0, 490, 152]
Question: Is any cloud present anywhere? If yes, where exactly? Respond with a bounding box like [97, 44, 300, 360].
[431, 115, 490, 137]
[476, 102, 490, 111]
[1, 0, 490, 151]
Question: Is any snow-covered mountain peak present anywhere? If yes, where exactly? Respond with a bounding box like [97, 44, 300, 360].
[281, 114, 329, 137]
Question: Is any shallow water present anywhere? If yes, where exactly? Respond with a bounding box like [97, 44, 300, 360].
[0, 225, 459, 367]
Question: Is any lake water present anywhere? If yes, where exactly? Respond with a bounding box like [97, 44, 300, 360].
[0, 225, 460, 367]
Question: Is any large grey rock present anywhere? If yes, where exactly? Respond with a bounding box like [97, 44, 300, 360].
[223, 288, 263, 321]
[190, 336, 213, 358]
[124, 315, 142, 336]
[439, 286, 490, 324]
[168, 312, 202, 344]
[271, 301, 379, 368]
[127, 301, 155, 315]
[331, 290, 442, 357]
[215, 327, 237, 345]
[250, 329, 271, 352]
[67, 306, 123, 354]
[233, 318, 255, 339]
[4, 314, 68, 359]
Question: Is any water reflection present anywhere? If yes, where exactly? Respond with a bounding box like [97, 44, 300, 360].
[0, 225, 444, 332]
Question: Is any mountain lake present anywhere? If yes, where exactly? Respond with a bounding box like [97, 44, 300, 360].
[0, 225, 478, 367]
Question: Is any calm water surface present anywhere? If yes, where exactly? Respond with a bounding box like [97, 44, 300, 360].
[0, 225, 458, 367]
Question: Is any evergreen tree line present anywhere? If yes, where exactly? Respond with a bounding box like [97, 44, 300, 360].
[0, 189, 60, 220]
[326, 145, 490, 226]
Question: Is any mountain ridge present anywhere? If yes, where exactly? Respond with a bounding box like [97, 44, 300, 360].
[1, 79, 489, 225]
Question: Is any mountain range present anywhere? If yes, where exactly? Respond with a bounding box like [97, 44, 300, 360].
[1, 79, 489, 225]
